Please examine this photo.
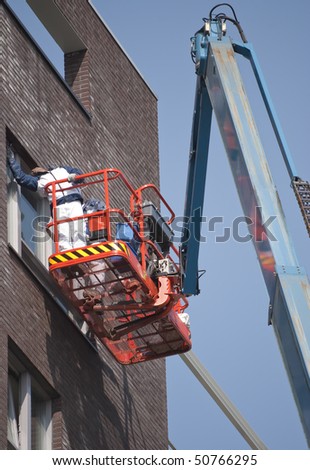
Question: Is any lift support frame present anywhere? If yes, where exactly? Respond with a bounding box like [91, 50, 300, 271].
[181, 21, 310, 445]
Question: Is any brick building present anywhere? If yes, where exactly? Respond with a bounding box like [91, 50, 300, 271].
[0, 0, 168, 449]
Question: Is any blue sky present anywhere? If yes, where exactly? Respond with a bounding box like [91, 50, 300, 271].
[7, 0, 310, 450]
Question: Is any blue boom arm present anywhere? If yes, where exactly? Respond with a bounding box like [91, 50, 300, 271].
[180, 16, 310, 445]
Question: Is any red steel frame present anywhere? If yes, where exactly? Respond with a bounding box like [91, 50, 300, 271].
[46, 169, 192, 364]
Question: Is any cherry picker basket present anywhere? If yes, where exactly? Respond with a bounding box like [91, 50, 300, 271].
[46, 169, 191, 364]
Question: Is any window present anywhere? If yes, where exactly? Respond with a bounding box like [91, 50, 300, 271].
[7, 348, 54, 450]
[7, 144, 53, 267]
[31, 385, 53, 449]
[5, 0, 64, 77]
[7, 373, 20, 449]
[5, 0, 91, 111]
[6, 137, 95, 345]
[20, 186, 38, 252]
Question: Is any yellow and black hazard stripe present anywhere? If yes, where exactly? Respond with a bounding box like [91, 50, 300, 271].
[49, 242, 129, 266]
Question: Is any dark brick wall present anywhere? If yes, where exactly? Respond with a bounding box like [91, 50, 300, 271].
[0, 0, 167, 450]
[65, 49, 91, 111]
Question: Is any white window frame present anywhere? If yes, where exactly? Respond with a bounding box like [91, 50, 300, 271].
[7, 144, 94, 344]
[19, 372, 31, 449]
[7, 378, 19, 449]
[7, 149, 53, 268]
[7, 370, 52, 450]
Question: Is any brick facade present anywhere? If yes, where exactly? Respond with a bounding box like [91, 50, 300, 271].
[0, 0, 167, 450]
[65, 49, 91, 111]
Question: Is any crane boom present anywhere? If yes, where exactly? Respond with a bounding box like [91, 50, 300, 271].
[180, 15, 310, 445]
